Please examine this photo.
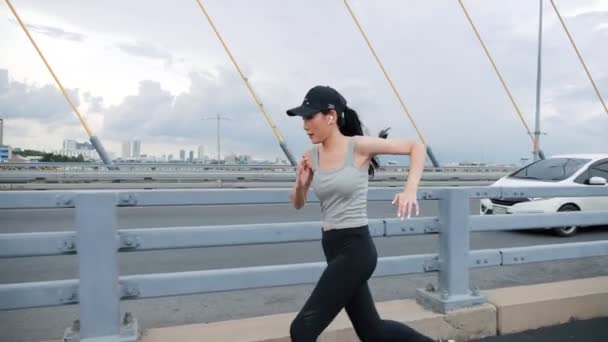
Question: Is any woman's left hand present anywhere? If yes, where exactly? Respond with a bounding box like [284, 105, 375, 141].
[392, 190, 420, 220]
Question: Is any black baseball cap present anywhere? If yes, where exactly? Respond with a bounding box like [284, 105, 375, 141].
[286, 85, 347, 119]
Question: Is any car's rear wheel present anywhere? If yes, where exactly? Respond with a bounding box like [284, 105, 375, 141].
[553, 204, 580, 237]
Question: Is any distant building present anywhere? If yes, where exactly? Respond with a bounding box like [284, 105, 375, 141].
[225, 153, 251, 164]
[0, 79, 12, 162]
[197, 145, 205, 161]
[188, 150, 194, 162]
[121, 141, 132, 159]
[59, 139, 98, 160]
[0, 69, 8, 93]
[179, 150, 186, 161]
[132, 140, 141, 158]
[0, 118, 4, 146]
[63, 139, 94, 151]
[274, 157, 288, 165]
[0, 145, 11, 162]
[63, 139, 76, 151]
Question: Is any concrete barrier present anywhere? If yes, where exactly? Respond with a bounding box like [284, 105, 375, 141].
[138, 276, 608, 342]
[42, 276, 608, 341]
[484, 275, 608, 335]
[141, 300, 496, 342]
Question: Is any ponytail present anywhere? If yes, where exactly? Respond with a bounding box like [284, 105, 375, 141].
[325, 106, 389, 178]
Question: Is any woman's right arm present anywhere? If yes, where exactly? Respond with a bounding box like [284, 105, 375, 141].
[290, 151, 313, 209]
[290, 181, 309, 209]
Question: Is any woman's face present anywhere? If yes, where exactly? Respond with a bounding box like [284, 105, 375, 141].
[302, 111, 336, 144]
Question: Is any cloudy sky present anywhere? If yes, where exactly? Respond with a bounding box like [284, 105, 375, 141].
[0, 0, 606, 164]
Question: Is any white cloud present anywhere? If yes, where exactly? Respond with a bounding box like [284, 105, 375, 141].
[1, 0, 606, 164]
[115, 41, 174, 68]
[0, 76, 80, 121]
[16, 20, 86, 42]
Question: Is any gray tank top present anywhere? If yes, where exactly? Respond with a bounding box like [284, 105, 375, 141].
[310, 138, 369, 230]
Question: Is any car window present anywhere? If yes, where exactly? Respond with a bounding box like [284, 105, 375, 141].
[574, 161, 608, 184]
[509, 158, 590, 182]
[589, 162, 608, 181]
[594, 162, 608, 173]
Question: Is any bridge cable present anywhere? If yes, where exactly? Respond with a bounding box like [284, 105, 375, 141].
[194, 0, 297, 166]
[457, 0, 537, 151]
[549, 0, 608, 117]
[5, 0, 115, 167]
[343, 0, 440, 167]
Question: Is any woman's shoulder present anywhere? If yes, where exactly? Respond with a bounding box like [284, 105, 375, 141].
[350, 135, 364, 146]
[306, 145, 318, 155]
[350, 135, 370, 152]
[351, 135, 372, 144]
[304, 146, 319, 160]
[351, 135, 391, 150]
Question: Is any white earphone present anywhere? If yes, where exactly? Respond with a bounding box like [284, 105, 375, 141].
[328, 117, 334, 125]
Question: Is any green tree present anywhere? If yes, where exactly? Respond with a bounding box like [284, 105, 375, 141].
[40, 153, 88, 162]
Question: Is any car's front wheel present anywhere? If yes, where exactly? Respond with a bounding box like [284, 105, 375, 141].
[553, 204, 580, 237]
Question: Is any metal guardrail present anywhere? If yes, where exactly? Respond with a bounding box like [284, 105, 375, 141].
[0, 186, 607, 341]
[0, 162, 294, 171]
[0, 167, 511, 190]
[0, 161, 516, 173]
[0, 180, 496, 191]
[0, 170, 507, 183]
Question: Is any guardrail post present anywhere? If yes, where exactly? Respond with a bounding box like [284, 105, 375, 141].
[416, 188, 485, 313]
[63, 192, 139, 342]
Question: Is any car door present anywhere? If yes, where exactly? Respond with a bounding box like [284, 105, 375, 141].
[577, 160, 608, 211]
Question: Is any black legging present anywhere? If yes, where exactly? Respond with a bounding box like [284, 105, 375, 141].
[290, 225, 434, 342]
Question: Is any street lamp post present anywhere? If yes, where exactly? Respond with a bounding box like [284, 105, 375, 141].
[202, 114, 231, 164]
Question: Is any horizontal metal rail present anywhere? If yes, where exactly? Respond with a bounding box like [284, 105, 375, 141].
[0, 162, 516, 173]
[2, 240, 606, 311]
[4, 211, 608, 258]
[2, 186, 607, 209]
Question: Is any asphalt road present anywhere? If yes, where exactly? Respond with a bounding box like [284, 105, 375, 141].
[471, 317, 608, 341]
[1, 201, 607, 342]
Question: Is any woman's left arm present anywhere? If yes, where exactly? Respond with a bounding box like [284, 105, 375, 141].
[354, 136, 426, 219]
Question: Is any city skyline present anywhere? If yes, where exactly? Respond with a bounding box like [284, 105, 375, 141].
[59, 136, 267, 163]
[3, 133, 514, 166]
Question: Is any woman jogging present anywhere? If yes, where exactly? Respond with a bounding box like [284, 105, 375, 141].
[287, 85, 452, 342]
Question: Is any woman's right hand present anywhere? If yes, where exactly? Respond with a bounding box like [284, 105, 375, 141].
[296, 152, 313, 188]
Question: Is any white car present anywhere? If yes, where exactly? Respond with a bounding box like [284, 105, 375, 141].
[480, 154, 608, 236]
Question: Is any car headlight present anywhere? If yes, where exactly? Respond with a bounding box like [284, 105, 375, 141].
[528, 197, 545, 201]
